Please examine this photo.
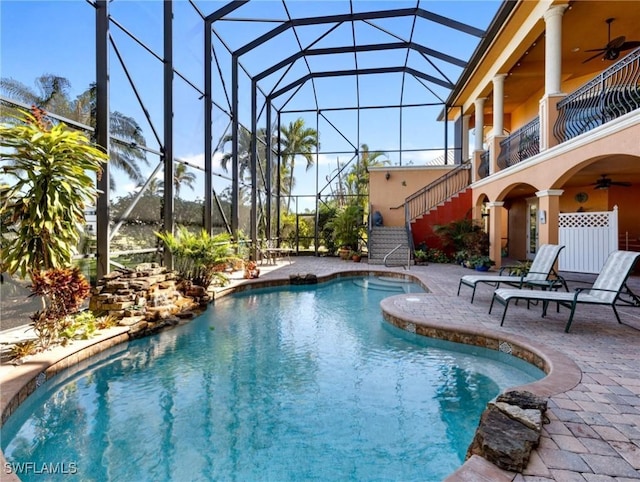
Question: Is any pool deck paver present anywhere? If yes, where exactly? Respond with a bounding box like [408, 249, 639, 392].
[1, 256, 640, 481]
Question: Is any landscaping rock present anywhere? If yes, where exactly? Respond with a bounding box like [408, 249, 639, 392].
[496, 390, 548, 411]
[289, 273, 318, 285]
[466, 390, 548, 473]
[467, 405, 540, 472]
[89, 266, 204, 335]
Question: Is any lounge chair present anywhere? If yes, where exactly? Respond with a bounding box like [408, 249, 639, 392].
[489, 250, 640, 332]
[457, 244, 567, 303]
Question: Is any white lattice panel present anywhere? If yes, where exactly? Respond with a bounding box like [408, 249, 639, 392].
[558, 207, 618, 273]
[559, 212, 611, 228]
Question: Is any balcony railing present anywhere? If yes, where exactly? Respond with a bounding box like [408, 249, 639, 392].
[496, 117, 540, 170]
[478, 150, 489, 179]
[403, 161, 471, 222]
[554, 47, 640, 143]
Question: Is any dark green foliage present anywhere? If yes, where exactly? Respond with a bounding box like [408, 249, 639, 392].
[327, 203, 365, 252]
[156, 227, 238, 288]
[318, 202, 338, 253]
[433, 218, 489, 259]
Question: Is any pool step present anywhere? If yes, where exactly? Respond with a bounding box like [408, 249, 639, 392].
[352, 277, 422, 293]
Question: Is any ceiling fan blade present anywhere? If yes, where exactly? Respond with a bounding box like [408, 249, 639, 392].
[583, 47, 607, 53]
[611, 181, 632, 187]
[607, 36, 626, 49]
[582, 51, 606, 63]
[619, 40, 640, 51]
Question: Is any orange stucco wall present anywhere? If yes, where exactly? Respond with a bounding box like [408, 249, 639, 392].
[369, 166, 457, 226]
[609, 187, 640, 248]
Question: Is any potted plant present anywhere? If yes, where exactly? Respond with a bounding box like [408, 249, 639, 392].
[471, 255, 495, 271]
[414, 249, 428, 265]
[350, 250, 362, 262]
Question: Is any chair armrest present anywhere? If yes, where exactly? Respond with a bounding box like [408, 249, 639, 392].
[575, 287, 620, 294]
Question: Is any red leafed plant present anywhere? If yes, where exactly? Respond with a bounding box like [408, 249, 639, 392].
[30, 267, 91, 347]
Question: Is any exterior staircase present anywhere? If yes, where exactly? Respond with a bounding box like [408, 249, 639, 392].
[400, 162, 473, 251]
[410, 188, 473, 250]
[368, 226, 412, 266]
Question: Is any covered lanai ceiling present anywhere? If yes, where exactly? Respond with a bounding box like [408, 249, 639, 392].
[200, 0, 504, 163]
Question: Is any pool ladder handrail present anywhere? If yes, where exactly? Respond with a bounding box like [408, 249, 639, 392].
[383, 244, 411, 270]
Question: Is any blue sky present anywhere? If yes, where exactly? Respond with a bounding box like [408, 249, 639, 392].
[0, 0, 500, 211]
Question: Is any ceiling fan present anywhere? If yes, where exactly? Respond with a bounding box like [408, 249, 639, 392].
[592, 174, 632, 190]
[582, 18, 640, 64]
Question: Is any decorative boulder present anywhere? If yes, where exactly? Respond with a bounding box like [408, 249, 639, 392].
[466, 390, 548, 472]
[289, 273, 318, 285]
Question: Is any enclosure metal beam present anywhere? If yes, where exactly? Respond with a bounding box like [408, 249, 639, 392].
[163, 0, 174, 268]
[231, 54, 240, 237]
[236, 8, 483, 57]
[276, 114, 282, 245]
[265, 102, 272, 242]
[254, 42, 466, 84]
[250, 79, 258, 257]
[270, 66, 453, 100]
[204, 19, 213, 233]
[95, 0, 110, 279]
[205, 0, 248, 22]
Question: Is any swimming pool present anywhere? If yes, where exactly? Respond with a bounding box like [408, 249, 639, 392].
[2, 276, 543, 481]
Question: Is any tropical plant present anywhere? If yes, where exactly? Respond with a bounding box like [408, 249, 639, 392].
[327, 203, 365, 252]
[60, 310, 97, 341]
[279, 118, 318, 212]
[433, 218, 489, 259]
[318, 201, 338, 254]
[1, 74, 148, 187]
[0, 107, 108, 278]
[344, 144, 389, 203]
[29, 267, 92, 348]
[220, 126, 258, 178]
[155, 226, 239, 288]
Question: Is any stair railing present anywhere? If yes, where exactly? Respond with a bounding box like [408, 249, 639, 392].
[397, 161, 472, 224]
[383, 243, 411, 270]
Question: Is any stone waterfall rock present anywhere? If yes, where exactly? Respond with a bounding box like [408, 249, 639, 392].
[466, 390, 548, 472]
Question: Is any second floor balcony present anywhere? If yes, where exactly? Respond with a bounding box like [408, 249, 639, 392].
[490, 47, 639, 172]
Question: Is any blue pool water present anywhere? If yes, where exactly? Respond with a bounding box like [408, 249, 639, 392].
[2, 276, 543, 481]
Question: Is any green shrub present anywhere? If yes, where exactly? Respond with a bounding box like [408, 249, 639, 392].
[426, 248, 450, 263]
[156, 226, 239, 287]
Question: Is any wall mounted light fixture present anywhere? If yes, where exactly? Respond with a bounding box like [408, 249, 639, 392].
[385, 172, 390, 180]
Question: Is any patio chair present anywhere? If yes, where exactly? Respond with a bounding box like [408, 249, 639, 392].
[489, 250, 640, 332]
[457, 244, 567, 303]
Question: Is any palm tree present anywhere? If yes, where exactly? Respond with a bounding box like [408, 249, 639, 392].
[0, 74, 148, 187]
[342, 144, 389, 204]
[279, 118, 318, 212]
[219, 126, 253, 179]
[172, 163, 196, 198]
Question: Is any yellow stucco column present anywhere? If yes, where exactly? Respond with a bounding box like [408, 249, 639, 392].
[487, 201, 504, 268]
[539, 93, 566, 150]
[535, 189, 564, 245]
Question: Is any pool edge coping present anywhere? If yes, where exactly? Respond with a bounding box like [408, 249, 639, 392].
[0, 270, 582, 482]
